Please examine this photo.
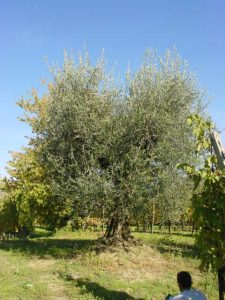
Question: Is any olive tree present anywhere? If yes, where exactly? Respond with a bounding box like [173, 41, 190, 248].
[15, 50, 205, 242]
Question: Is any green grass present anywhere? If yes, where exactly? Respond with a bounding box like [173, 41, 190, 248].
[0, 227, 218, 299]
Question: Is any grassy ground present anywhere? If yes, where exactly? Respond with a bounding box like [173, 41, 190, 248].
[0, 227, 218, 300]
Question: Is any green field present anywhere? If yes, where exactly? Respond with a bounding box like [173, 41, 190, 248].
[0, 228, 218, 299]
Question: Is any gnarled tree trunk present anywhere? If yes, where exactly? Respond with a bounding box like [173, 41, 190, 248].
[93, 214, 138, 253]
[104, 215, 132, 241]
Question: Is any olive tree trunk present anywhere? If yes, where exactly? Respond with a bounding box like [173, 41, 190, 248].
[104, 215, 131, 241]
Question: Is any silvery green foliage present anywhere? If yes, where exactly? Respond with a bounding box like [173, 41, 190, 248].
[124, 50, 203, 223]
[39, 50, 205, 224]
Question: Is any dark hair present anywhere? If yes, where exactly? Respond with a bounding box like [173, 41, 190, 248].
[177, 271, 192, 289]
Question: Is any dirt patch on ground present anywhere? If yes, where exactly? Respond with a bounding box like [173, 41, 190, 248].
[93, 245, 168, 282]
[39, 273, 69, 300]
[28, 258, 56, 270]
[28, 259, 69, 299]
[47, 281, 69, 300]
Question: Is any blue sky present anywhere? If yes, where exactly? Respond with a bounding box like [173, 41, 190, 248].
[0, 0, 225, 177]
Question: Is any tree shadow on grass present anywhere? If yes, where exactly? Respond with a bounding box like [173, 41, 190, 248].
[164, 232, 194, 237]
[0, 238, 94, 259]
[74, 278, 144, 300]
[153, 238, 199, 259]
[29, 231, 54, 239]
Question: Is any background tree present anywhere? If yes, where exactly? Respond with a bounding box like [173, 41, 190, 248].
[5, 148, 71, 231]
[4, 87, 72, 232]
[179, 114, 225, 300]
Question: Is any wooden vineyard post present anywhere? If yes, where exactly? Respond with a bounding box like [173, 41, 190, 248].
[211, 131, 225, 300]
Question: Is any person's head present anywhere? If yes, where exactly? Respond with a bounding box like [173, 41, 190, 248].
[177, 271, 192, 291]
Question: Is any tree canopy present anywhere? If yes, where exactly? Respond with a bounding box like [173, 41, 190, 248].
[3, 50, 206, 239]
